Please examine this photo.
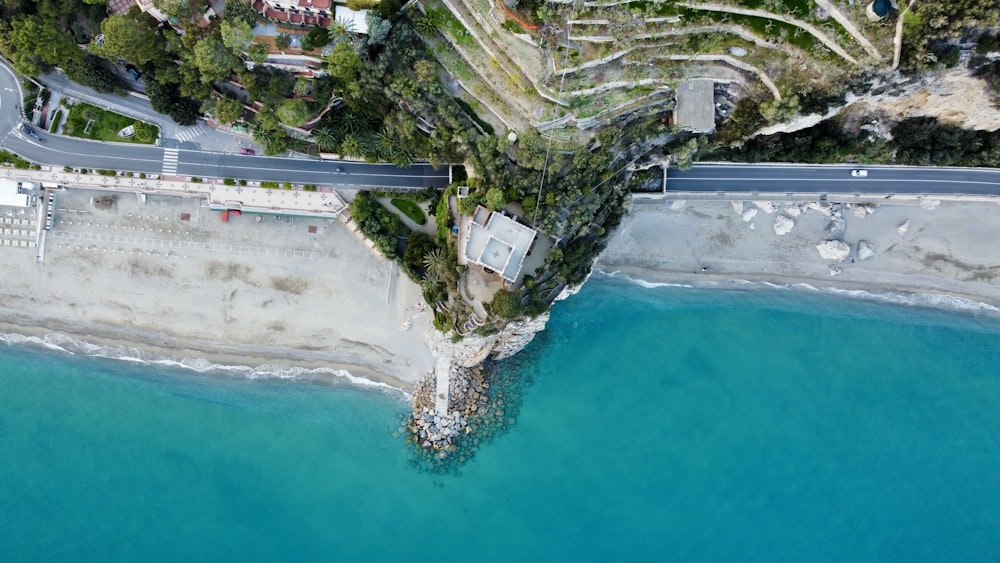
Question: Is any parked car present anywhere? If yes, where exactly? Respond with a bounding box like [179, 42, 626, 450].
[240, 148, 255, 155]
[18, 123, 37, 138]
[125, 65, 141, 80]
[851, 169, 868, 177]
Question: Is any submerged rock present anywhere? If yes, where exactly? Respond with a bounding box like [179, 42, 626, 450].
[773, 215, 795, 236]
[816, 240, 851, 261]
[857, 240, 876, 261]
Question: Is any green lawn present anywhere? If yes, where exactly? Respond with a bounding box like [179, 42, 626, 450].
[63, 102, 158, 144]
[391, 198, 427, 225]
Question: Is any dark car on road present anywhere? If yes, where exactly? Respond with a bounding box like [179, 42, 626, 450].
[125, 65, 142, 80]
[18, 123, 39, 140]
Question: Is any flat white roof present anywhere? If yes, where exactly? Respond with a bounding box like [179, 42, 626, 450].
[464, 206, 537, 283]
[0, 179, 30, 207]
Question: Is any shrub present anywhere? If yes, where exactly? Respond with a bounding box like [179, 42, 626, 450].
[261, 181, 279, 188]
[282, 181, 293, 190]
[223, 178, 236, 185]
[97, 169, 116, 176]
[190, 177, 203, 183]
[488, 288, 523, 319]
[303, 184, 317, 191]
[239, 179, 247, 186]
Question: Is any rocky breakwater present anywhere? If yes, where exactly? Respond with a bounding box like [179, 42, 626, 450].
[408, 314, 551, 456]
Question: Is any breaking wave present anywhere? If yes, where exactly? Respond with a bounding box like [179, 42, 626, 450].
[0, 331, 409, 398]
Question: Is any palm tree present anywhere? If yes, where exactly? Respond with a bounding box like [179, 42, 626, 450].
[312, 126, 337, 152]
[415, 13, 439, 36]
[253, 126, 275, 147]
[392, 150, 415, 169]
[339, 134, 361, 158]
[422, 248, 450, 283]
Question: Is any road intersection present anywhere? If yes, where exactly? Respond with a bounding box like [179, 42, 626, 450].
[0, 62, 450, 190]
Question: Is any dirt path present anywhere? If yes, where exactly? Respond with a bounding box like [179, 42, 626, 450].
[814, 0, 882, 60]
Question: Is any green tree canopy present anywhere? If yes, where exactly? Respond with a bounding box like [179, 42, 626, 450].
[210, 96, 244, 124]
[96, 14, 160, 65]
[327, 41, 362, 82]
[224, 0, 258, 26]
[0, 15, 83, 75]
[221, 20, 254, 53]
[275, 98, 311, 127]
[192, 34, 242, 82]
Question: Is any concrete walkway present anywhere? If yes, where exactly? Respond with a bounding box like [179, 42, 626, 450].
[434, 350, 452, 415]
[1, 166, 347, 219]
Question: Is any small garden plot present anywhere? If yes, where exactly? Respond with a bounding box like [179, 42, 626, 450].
[63, 102, 158, 144]
[391, 198, 427, 225]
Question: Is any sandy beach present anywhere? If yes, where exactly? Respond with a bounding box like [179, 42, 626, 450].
[598, 197, 1000, 309]
[0, 189, 435, 390]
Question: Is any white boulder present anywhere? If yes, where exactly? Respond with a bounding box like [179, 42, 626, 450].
[816, 240, 851, 261]
[803, 202, 833, 216]
[742, 208, 758, 222]
[857, 240, 876, 261]
[773, 215, 795, 236]
[731, 201, 744, 214]
[829, 264, 843, 276]
[753, 201, 776, 214]
[896, 219, 910, 235]
[921, 198, 941, 210]
[784, 205, 802, 217]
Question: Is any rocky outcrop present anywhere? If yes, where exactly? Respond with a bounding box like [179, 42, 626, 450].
[753, 201, 776, 214]
[773, 215, 794, 235]
[741, 208, 758, 222]
[817, 240, 851, 261]
[857, 240, 876, 261]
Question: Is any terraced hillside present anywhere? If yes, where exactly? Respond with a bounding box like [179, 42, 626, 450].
[411, 0, 905, 144]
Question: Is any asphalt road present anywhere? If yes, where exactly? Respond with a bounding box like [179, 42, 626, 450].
[0, 62, 451, 190]
[668, 163, 1000, 196]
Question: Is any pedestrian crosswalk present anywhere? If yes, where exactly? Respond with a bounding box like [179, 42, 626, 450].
[162, 148, 179, 176]
[173, 124, 209, 143]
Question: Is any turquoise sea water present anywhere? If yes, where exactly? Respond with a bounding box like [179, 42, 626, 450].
[3, 277, 1000, 561]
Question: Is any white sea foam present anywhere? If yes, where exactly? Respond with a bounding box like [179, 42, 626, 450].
[0, 331, 410, 398]
[598, 270, 1000, 317]
[597, 268, 694, 289]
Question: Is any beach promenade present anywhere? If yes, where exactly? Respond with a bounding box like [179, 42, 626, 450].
[0, 167, 347, 219]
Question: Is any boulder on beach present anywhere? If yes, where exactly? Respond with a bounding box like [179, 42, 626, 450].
[851, 203, 875, 218]
[857, 240, 876, 261]
[773, 215, 795, 236]
[753, 201, 776, 214]
[829, 264, 843, 276]
[897, 219, 910, 235]
[816, 240, 851, 261]
[742, 208, 758, 222]
[803, 202, 833, 216]
[823, 216, 847, 239]
[784, 205, 802, 217]
[731, 201, 744, 214]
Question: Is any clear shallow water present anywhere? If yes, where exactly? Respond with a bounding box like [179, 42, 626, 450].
[2, 278, 1000, 561]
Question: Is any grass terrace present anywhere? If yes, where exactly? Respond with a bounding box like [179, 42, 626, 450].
[63, 102, 158, 145]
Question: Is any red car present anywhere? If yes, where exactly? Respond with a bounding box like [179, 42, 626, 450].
[240, 148, 255, 155]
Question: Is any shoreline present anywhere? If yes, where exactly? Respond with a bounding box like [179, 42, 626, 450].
[595, 267, 1000, 316]
[0, 188, 435, 394]
[0, 312, 416, 394]
[597, 198, 1000, 316]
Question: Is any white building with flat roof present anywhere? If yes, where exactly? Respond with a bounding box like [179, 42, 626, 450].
[0, 179, 31, 207]
[463, 205, 537, 285]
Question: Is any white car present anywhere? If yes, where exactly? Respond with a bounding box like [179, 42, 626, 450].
[851, 169, 868, 177]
